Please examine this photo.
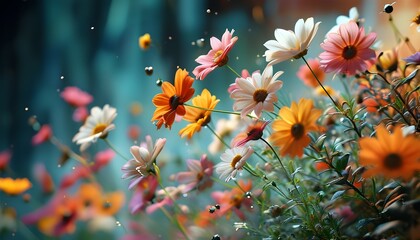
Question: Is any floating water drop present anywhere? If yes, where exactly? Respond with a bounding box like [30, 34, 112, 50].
[115, 221, 121, 227]
[206, 9, 211, 14]
[191, 41, 196, 46]
[236, 56, 239, 60]
[196, 38, 205, 47]
[214, 12, 218, 15]
[56, 89, 60, 92]
[72, 166, 75, 170]
[212, 234, 220, 240]
[156, 78, 163, 87]
[245, 191, 252, 198]
[60, 76, 64, 80]
[144, 66, 154, 76]
[90, 26, 94, 30]
[57, 164, 61, 168]
[168, 36, 172, 40]
[24, 107, 29, 111]
[182, 193, 188, 197]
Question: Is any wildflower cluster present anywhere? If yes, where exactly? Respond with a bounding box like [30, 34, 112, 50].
[1, 3, 419, 240]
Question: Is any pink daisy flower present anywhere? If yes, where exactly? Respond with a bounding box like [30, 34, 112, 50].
[319, 21, 377, 75]
[230, 65, 283, 118]
[173, 154, 213, 193]
[193, 29, 238, 80]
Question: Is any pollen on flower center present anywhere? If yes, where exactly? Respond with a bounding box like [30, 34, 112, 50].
[231, 154, 242, 168]
[383, 153, 403, 169]
[92, 124, 107, 135]
[214, 50, 228, 66]
[342, 46, 357, 60]
[169, 95, 181, 110]
[253, 89, 268, 103]
[291, 123, 305, 139]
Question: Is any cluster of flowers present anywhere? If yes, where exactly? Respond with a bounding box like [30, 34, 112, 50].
[1, 3, 420, 240]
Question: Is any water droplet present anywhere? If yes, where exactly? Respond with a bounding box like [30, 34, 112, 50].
[212, 234, 221, 240]
[191, 41, 196, 46]
[115, 221, 121, 226]
[24, 107, 29, 111]
[215, 204, 220, 209]
[72, 166, 75, 170]
[214, 12, 218, 15]
[56, 89, 60, 92]
[256, 54, 260, 58]
[168, 36, 172, 40]
[250, 205, 254, 209]
[156, 78, 163, 87]
[182, 193, 188, 197]
[245, 191, 252, 198]
[209, 206, 216, 213]
[60, 76, 64, 80]
[196, 38, 205, 47]
[90, 26, 94, 30]
[11, 232, 15, 237]
[236, 56, 239, 60]
[206, 9, 211, 14]
[57, 164, 61, 168]
[145, 66, 154, 76]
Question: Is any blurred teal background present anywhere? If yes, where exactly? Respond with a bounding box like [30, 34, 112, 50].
[1, 0, 418, 239]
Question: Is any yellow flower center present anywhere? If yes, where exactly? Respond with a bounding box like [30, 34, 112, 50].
[383, 153, 402, 169]
[92, 124, 107, 135]
[231, 154, 242, 168]
[214, 50, 228, 66]
[253, 89, 268, 103]
[291, 123, 305, 139]
[342, 46, 357, 60]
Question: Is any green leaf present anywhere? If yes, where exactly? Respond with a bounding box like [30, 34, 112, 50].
[334, 154, 349, 172]
[331, 190, 346, 201]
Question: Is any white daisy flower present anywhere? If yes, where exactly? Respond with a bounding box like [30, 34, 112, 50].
[121, 136, 166, 189]
[215, 146, 254, 182]
[328, 7, 360, 34]
[264, 17, 321, 65]
[72, 104, 117, 151]
[230, 65, 283, 118]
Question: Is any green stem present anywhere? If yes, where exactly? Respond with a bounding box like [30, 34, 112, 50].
[388, 15, 416, 53]
[259, 137, 292, 183]
[206, 124, 229, 148]
[159, 206, 190, 240]
[184, 103, 242, 116]
[226, 64, 241, 78]
[103, 138, 130, 161]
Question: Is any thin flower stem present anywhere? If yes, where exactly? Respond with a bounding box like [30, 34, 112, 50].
[226, 64, 241, 78]
[103, 138, 130, 161]
[206, 124, 229, 148]
[259, 137, 292, 183]
[184, 103, 241, 116]
[388, 15, 416, 53]
[159, 206, 190, 240]
[302, 56, 338, 108]
[302, 56, 362, 138]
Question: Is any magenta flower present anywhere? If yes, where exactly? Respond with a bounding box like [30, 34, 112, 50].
[0, 150, 11, 171]
[193, 29, 238, 80]
[319, 21, 376, 75]
[129, 175, 158, 214]
[90, 149, 115, 172]
[32, 124, 52, 145]
[173, 154, 214, 193]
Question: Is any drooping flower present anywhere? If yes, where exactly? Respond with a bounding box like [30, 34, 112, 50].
[0, 178, 32, 195]
[151, 69, 195, 129]
[138, 33, 152, 50]
[129, 175, 158, 214]
[264, 17, 321, 65]
[72, 104, 117, 151]
[179, 89, 220, 139]
[215, 146, 254, 182]
[232, 120, 270, 147]
[121, 136, 166, 189]
[358, 125, 420, 180]
[296, 58, 325, 88]
[173, 154, 214, 193]
[270, 99, 322, 158]
[193, 29, 238, 80]
[328, 7, 360, 34]
[319, 21, 377, 75]
[376, 48, 398, 72]
[60, 86, 93, 108]
[230, 65, 283, 118]
[32, 124, 52, 145]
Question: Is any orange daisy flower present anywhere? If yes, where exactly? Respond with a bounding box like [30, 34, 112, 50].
[358, 125, 420, 180]
[151, 68, 195, 129]
[270, 99, 322, 158]
[179, 89, 219, 139]
[0, 178, 32, 195]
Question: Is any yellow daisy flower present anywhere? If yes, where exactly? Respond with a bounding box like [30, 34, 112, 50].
[359, 125, 420, 180]
[270, 99, 321, 158]
[179, 89, 219, 139]
[0, 178, 32, 195]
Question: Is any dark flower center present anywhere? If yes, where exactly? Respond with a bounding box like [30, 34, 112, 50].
[383, 153, 403, 169]
[214, 50, 229, 66]
[231, 154, 242, 168]
[413, 14, 420, 25]
[253, 89, 268, 103]
[342, 46, 357, 60]
[169, 95, 181, 110]
[196, 114, 211, 126]
[103, 201, 112, 209]
[247, 128, 263, 141]
[291, 123, 305, 139]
